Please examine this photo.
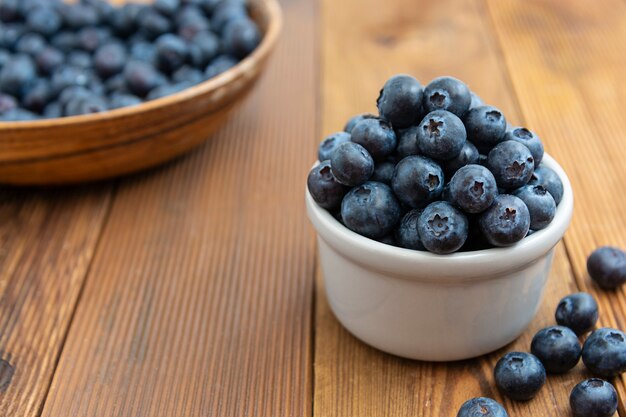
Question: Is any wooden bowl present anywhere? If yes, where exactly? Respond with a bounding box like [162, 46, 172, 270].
[0, 0, 282, 185]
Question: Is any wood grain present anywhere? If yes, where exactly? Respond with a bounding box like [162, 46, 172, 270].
[315, 0, 608, 416]
[0, 186, 112, 417]
[39, 0, 317, 415]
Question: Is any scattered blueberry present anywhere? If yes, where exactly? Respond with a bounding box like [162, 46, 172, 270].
[479, 194, 530, 247]
[351, 118, 397, 160]
[456, 397, 508, 417]
[391, 156, 444, 208]
[376, 74, 423, 128]
[530, 325, 581, 373]
[416, 110, 466, 161]
[418, 201, 468, 254]
[449, 164, 498, 214]
[494, 352, 546, 401]
[464, 105, 507, 154]
[570, 378, 618, 417]
[555, 292, 599, 336]
[582, 327, 626, 377]
[344, 113, 377, 133]
[395, 209, 424, 250]
[330, 142, 375, 186]
[423, 76, 471, 118]
[529, 165, 563, 205]
[341, 181, 401, 239]
[307, 160, 348, 210]
[512, 185, 556, 230]
[504, 127, 544, 168]
[587, 246, 626, 290]
[487, 140, 535, 189]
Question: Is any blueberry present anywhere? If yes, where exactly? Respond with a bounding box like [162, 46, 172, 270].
[494, 352, 546, 401]
[512, 185, 555, 230]
[172, 66, 205, 84]
[50, 31, 77, 53]
[487, 140, 534, 189]
[222, 17, 261, 59]
[130, 41, 157, 64]
[0, 0, 20, 22]
[469, 92, 484, 109]
[211, 1, 247, 33]
[351, 118, 397, 161]
[0, 107, 38, 121]
[443, 141, 480, 177]
[0, 54, 36, 97]
[529, 165, 563, 205]
[570, 379, 618, 417]
[94, 43, 127, 79]
[108, 93, 142, 110]
[58, 86, 92, 107]
[137, 8, 172, 40]
[26, 6, 61, 36]
[0, 23, 24, 50]
[154, 0, 181, 16]
[530, 326, 581, 373]
[422, 76, 471, 118]
[371, 161, 395, 185]
[449, 164, 498, 214]
[22, 78, 52, 113]
[76, 27, 111, 53]
[341, 181, 401, 239]
[35, 47, 64, 75]
[67, 51, 93, 69]
[155, 34, 189, 73]
[0, 49, 10, 70]
[465, 105, 507, 153]
[318, 132, 351, 162]
[15, 33, 46, 56]
[110, 4, 142, 37]
[188, 31, 220, 67]
[395, 209, 425, 250]
[391, 156, 444, 208]
[555, 292, 599, 336]
[344, 113, 377, 133]
[307, 160, 348, 210]
[64, 94, 108, 116]
[395, 125, 420, 158]
[582, 328, 626, 377]
[124, 61, 166, 97]
[60, 3, 100, 28]
[204, 55, 237, 79]
[146, 82, 193, 100]
[587, 246, 626, 290]
[0, 93, 18, 114]
[456, 397, 508, 417]
[418, 201, 468, 254]
[416, 110, 466, 161]
[479, 194, 530, 247]
[51, 66, 91, 96]
[176, 6, 212, 41]
[330, 141, 374, 186]
[376, 74, 423, 128]
[504, 127, 544, 168]
[42, 101, 62, 118]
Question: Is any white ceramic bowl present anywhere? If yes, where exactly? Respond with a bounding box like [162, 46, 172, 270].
[306, 153, 573, 361]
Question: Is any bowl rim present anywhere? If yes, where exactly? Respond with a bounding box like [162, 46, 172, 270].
[0, 0, 283, 129]
[306, 153, 574, 282]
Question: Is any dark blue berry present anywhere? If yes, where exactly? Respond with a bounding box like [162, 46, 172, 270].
[330, 141, 375, 186]
[469, 92, 484, 109]
[512, 184, 556, 230]
[449, 164, 498, 214]
[172, 66, 205, 84]
[0, 93, 18, 114]
[416, 110, 466, 160]
[423, 76, 471, 118]
[188, 31, 220, 67]
[391, 155, 444, 208]
[530, 326, 581, 373]
[570, 379, 618, 417]
[376, 74, 423, 128]
[176, 6, 212, 41]
[50, 31, 77, 53]
[341, 181, 401, 239]
[67, 51, 93, 69]
[42, 101, 62, 118]
[443, 141, 480, 177]
[395, 209, 424, 250]
[130, 41, 157, 64]
[22, 78, 51, 113]
[494, 352, 546, 401]
[51, 66, 91, 96]
[351, 118, 397, 161]
[94, 43, 127, 79]
[204, 55, 237, 79]
[465, 105, 507, 153]
[0, 54, 36, 97]
[418, 201, 468, 254]
[0, 107, 38, 121]
[26, 6, 61, 36]
[555, 292, 599, 336]
[0, 0, 20, 23]
[137, 8, 172, 40]
[307, 160, 348, 210]
[371, 161, 395, 185]
[487, 140, 534, 189]
[211, 1, 247, 33]
[344, 113, 377, 133]
[395, 125, 420, 158]
[15, 33, 46, 56]
[587, 246, 626, 290]
[108, 93, 142, 110]
[110, 4, 142, 37]
[582, 328, 626, 377]
[155, 34, 189, 73]
[222, 17, 260, 59]
[504, 127, 543, 168]
[0, 23, 24, 50]
[35, 47, 64, 75]
[76, 27, 111, 53]
[60, 3, 100, 28]
[124, 61, 166, 97]
[479, 194, 530, 247]
[146, 82, 193, 100]
[318, 132, 351, 162]
[154, 0, 181, 16]
[529, 165, 563, 205]
[456, 397, 508, 417]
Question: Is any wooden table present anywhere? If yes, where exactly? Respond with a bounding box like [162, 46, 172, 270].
[1, 0, 625, 415]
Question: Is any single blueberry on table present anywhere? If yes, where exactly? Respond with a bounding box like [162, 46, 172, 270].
[318, 132, 351, 162]
[529, 165, 563, 205]
[395, 209, 424, 251]
[416, 110, 466, 161]
[442, 140, 480, 177]
[456, 397, 508, 417]
[570, 378, 618, 417]
[504, 127, 544, 168]
[464, 105, 507, 154]
[555, 292, 599, 336]
[307, 160, 348, 210]
[449, 164, 498, 214]
[479, 194, 530, 247]
[582, 327, 626, 377]
[417, 201, 468, 254]
[222, 17, 261, 59]
[587, 246, 626, 290]
[371, 161, 395, 185]
[395, 125, 420, 158]
[341, 181, 401, 239]
[344, 113, 377, 134]
[512, 185, 556, 230]
[494, 351, 546, 401]
[530, 325, 581, 373]
[351, 118, 397, 161]
[330, 141, 375, 186]
[422, 76, 471, 118]
[391, 155, 444, 208]
[487, 140, 535, 189]
[376, 74, 423, 128]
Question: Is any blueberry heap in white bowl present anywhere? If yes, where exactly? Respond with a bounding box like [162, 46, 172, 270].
[307, 75, 564, 254]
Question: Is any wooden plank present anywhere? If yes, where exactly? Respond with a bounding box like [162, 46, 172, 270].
[485, 0, 626, 406]
[315, 0, 596, 415]
[0, 186, 112, 416]
[39, 0, 317, 416]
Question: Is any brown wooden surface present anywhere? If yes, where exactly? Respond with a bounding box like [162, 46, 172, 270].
[0, 0, 625, 416]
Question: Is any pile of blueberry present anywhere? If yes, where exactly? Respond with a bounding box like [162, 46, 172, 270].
[308, 75, 564, 254]
[458, 291, 623, 417]
[0, 0, 260, 121]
